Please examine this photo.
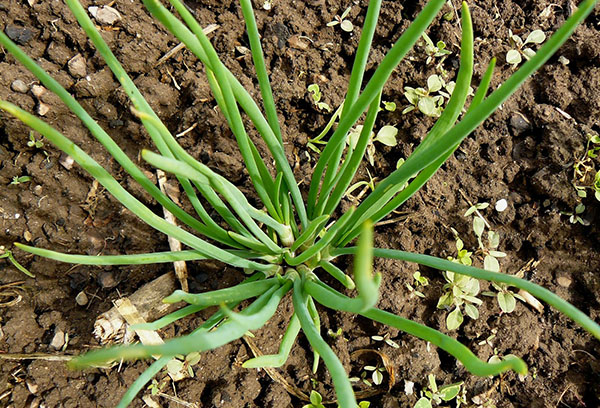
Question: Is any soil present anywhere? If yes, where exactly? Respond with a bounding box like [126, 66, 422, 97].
[1, 0, 599, 407]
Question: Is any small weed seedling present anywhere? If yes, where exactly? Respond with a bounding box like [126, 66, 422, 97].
[506, 29, 546, 67]
[561, 203, 590, 225]
[307, 83, 332, 112]
[362, 364, 386, 386]
[371, 333, 400, 348]
[573, 133, 600, 201]
[327, 6, 354, 33]
[344, 168, 378, 205]
[406, 270, 429, 298]
[402, 74, 456, 117]
[482, 282, 524, 313]
[147, 378, 169, 396]
[477, 329, 497, 348]
[347, 124, 399, 167]
[437, 269, 482, 330]
[165, 351, 202, 378]
[463, 203, 506, 273]
[10, 175, 32, 185]
[381, 101, 397, 112]
[414, 374, 464, 408]
[350, 364, 386, 387]
[327, 327, 349, 343]
[27, 131, 49, 160]
[437, 227, 483, 330]
[27, 131, 44, 148]
[304, 390, 326, 408]
[463, 203, 526, 313]
[420, 32, 452, 66]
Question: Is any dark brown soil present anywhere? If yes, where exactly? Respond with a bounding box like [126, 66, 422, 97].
[1, 0, 599, 407]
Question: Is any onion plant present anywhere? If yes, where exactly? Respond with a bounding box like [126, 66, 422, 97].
[1, 0, 598, 406]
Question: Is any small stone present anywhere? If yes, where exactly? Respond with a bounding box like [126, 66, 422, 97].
[98, 271, 118, 289]
[11, 79, 29, 93]
[288, 35, 309, 50]
[37, 102, 50, 116]
[31, 85, 46, 99]
[315, 74, 329, 83]
[23, 230, 32, 242]
[67, 54, 87, 78]
[5, 25, 35, 45]
[88, 6, 122, 25]
[557, 275, 572, 288]
[509, 112, 531, 134]
[26, 382, 38, 394]
[59, 153, 74, 170]
[50, 329, 65, 350]
[75, 291, 89, 306]
[495, 199, 508, 212]
[33, 185, 43, 195]
[108, 119, 124, 128]
[404, 380, 415, 395]
[235, 45, 250, 55]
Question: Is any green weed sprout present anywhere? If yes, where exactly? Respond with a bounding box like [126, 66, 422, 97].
[1, 1, 599, 407]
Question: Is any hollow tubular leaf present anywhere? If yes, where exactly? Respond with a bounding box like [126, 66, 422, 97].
[336, 1, 474, 244]
[0, 30, 239, 246]
[117, 286, 264, 408]
[317, 92, 382, 217]
[64, 0, 216, 225]
[290, 215, 330, 253]
[356, 58, 497, 234]
[317, 0, 383, 210]
[239, 0, 282, 143]
[334, 247, 600, 340]
[353, 221, 380, 312]
[308, 0, 446, 212]
[242, 314, 301, 368]
[319, 261, 355, 289]
[219, 280, 293, 330]
[285, 208, 355, 266]
[166, 0, 279, 221]
[0, 102, 276, 274]
[293, 279, 356, 408]
[70, 284, 282, 368]
[142, 150, 284, 253]
[14, 244, 213, 265]
[163, 278, 278, 306]
[141, 0, 308, 227]
[305, 279, 527, 377]
[336, 0, 597, 245]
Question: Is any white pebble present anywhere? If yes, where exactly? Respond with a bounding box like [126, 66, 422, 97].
[50, 329, 65, 350]
[404, 380, 415, 395]
[88, 5, 121, 25]
[495, 199, 508, 212]
[75, 291, 89, 306]
[37, 102, 50, 116]
[11, 79, 29, 93]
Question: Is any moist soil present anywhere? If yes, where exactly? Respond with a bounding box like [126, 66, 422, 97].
[1, 0, 599, 407]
